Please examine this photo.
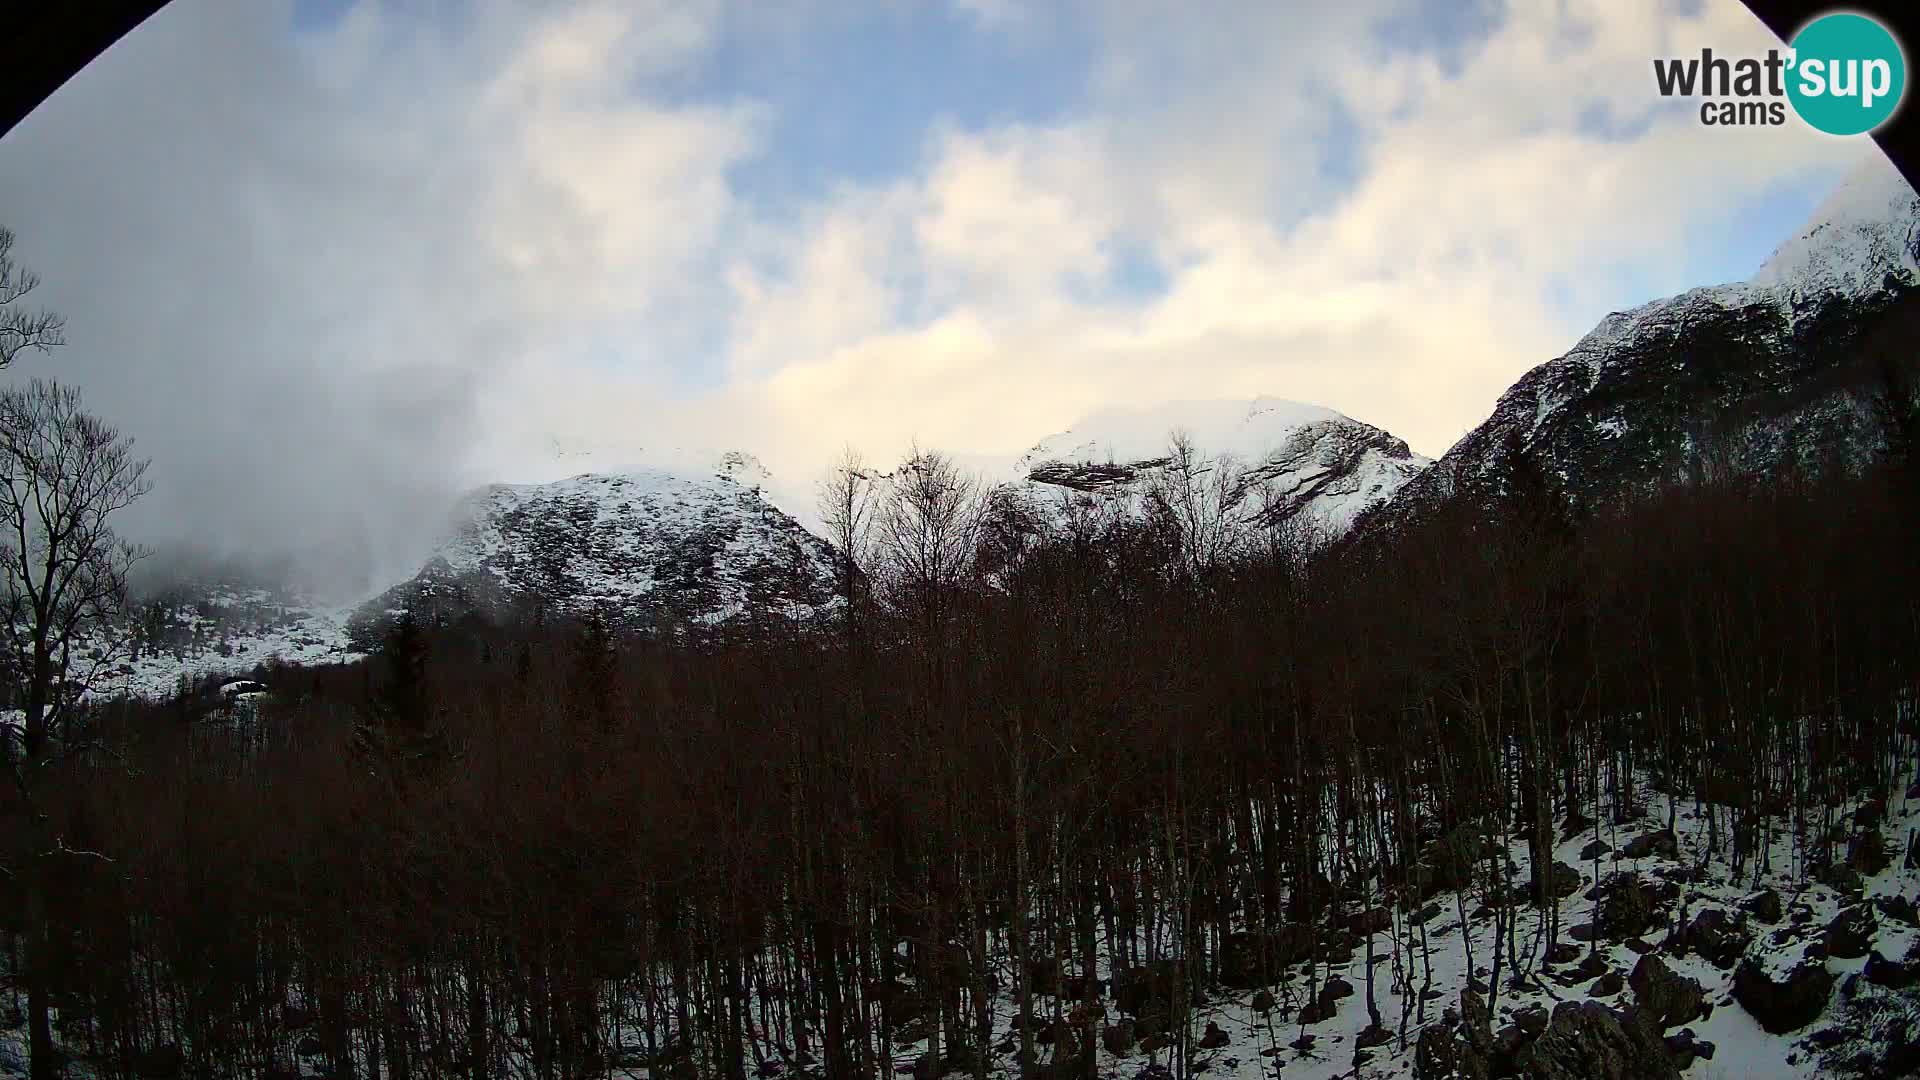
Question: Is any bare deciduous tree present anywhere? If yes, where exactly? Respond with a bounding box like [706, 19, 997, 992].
[0, 229, 64, 369]
[817, 445, 878, 634]
[875, 445, 983, 633]
[0, 379, 149, 1080]
[1146, 429, 1247, 580]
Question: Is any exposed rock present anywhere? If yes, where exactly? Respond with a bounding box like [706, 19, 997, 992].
[1579, 839, 1611, 862]
[1865, 949, 1920, 989]
[1016, 398, 1429, 539]
[1296, 998, 1336, 1024]
[1531, 861, 1583, 906]
[1629, 954, 1705, 1031]
[1373, 152, 1920, 542]
[1113, 960, 1180, 1020]
[1590, 971, 1625, 998]
[1732, 957, 1835, 1034]
[353, 465, 842, 638]
[1514, 1000, 1679, 1080]
[1569, 952, 1610, 982]
[1874, 893, 1919, 927]
[1743, 887, 1781, 922]
[1594, 874, 1656, 941]
[1412, 991, 1496, 1080]
[1669, 907, 1751, 969]
[1622, 830, 1678, 860]
[1417, 826, 1492, 899]
[1216, 926, 1312, 989]
[1662, 1027, 1714, 1070]
[1849, 829, 1893, 876]
[1825, 904, 1877, 960]
[1347, 906, 1393, 936]
[1818, 860, 1866, 896]
[1514, 1004, 1550, 1038]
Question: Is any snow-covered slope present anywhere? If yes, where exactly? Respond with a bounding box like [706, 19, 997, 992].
[1382, 152, 1920, 522]
[1014, 397, 1431, 540]
[91, 585, 365, 700]
[351, 458, 840, 638]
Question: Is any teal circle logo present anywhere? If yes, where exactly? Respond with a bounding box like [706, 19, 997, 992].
[1787, 13, 1906, 135]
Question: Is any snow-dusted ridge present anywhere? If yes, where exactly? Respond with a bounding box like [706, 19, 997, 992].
[1379, 151, 1920, 522]
[94, 153, 1920, 698]
[1013, 396, 1431, 540]
[349, 461, 840, 638]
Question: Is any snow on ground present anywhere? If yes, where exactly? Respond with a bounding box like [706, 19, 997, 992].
[89, 590, 364, 701]
[827, 772, 1920, 1080]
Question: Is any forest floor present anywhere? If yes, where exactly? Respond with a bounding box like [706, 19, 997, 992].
[5, 767, 1918, 1079]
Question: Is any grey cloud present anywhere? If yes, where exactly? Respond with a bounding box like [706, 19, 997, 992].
[0, 1, 560, 597]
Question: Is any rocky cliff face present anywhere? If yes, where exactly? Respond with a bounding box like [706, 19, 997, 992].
[350, 461, 840, 639]
[1382, 153, 1920, 524]
[1012, 397, 1431, 541]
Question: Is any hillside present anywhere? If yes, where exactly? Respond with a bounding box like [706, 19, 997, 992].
[351, 460, 841, 639]
[1010, 397, 1430, 541]
[1379, 153, 1920, 524]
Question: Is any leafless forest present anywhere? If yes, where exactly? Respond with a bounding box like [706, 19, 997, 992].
[5, 377, 1919, 1080]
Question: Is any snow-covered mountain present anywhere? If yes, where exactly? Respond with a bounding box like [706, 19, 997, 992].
[95, 153, 1920, 697]
[1381, 153, 1920, 524]
[1011, 397, 1431, 540]
[88, 454, 839, 697]
[349, 457, 840, 640]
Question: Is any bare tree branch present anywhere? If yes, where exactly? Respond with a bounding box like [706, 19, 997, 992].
[0, 228, 65, 369]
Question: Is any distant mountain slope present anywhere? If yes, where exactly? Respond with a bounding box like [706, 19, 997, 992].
[351, 459, 840, 639]
[1011, 397, 1431, 540]
[1380, 152, 1920, 523]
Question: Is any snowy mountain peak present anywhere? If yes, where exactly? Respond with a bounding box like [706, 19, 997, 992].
[1752, 151, 1920, 297]
[1383, 152, 1920, 526]
[1016, 397, 1346, 478]
[1015, 396, 1430, 539]
[536, 436, 776, 491]
[353, 465, 840, 637]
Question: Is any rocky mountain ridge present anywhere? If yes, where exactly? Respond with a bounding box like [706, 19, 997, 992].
[1378, 153, 1920, 525]
[1006, 397, 1432, 542]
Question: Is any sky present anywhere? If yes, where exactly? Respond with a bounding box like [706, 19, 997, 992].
[0, 0, 1887, 592]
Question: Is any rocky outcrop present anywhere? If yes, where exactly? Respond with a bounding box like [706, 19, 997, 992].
[1014, 398, 1429, 541]
[1733, 957, 1835, 1034]
[352, 465, 840, 639]
[1513, 1001, 1679, 1080]
[1628, 954, 1704, 1031]
[1372, 153, 1920, 537]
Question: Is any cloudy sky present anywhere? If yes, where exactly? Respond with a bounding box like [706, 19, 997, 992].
[0, 0, 1883, 587]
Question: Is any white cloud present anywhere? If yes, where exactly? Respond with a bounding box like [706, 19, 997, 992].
[652, 0, 1855, 479]
[0, 0, 1877, 587]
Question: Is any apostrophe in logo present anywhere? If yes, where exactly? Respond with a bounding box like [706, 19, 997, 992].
[1786, 12, 1905, 135]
